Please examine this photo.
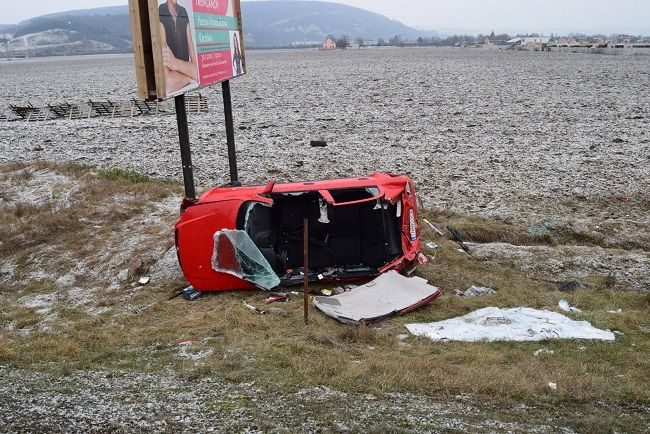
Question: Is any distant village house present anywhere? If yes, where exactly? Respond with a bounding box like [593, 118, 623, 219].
[321, 37, 337, 50]
[481, 31, 510, 49]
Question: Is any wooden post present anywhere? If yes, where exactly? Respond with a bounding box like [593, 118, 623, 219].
[303, 218, 309, 325]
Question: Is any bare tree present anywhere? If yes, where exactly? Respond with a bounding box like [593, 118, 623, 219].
[335, 36, 349, 49]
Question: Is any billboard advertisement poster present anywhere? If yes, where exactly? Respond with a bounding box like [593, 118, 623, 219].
[130, 0, 246, 100]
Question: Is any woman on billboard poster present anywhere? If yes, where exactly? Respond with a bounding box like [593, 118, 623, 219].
[158, 0, 198, 95]
[232, 32, 243, 76]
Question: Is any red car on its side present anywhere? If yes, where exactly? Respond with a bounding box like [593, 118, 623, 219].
[175, 173, 421, 291]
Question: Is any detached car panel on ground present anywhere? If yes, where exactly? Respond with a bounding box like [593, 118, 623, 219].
[175, 173, 421, 291]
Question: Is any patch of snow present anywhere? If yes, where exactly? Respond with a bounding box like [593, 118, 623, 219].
[177, 347, 214, 361]
[20, 292, 58, 310]
[6, 169, 81, 209]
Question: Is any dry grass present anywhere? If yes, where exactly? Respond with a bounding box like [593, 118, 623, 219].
[1, 162, 648, 432]
[424, 210, 552, 246]
[0, 161, 176, 258]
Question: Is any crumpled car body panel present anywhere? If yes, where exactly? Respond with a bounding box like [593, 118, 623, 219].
[175, 173, 421, 291]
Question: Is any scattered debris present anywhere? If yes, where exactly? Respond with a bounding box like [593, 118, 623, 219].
[607, 309, 623, 314]
[422, 218, 444, 236]
[265, 294, 289, 304]
[138, 276, 150, 285]
[182, 286, 202, 301]
[242, 301, 266, 315]
[558, 299, 581, 313]
[558, 280, 582, 291]
[313, 270, 441, 325]
[320, 289, 333, 296]
[446, 225, 470, 252]
[534, 348, 555, 356]
[548, 382, 558, 391]
[425, 242, 439, 250]
[459, 286, 496, 297]
[309, 140, 327, 147]
[533, 278, 583, 291]
[329, 285, 355, 295]
[405, 307, 616, 342]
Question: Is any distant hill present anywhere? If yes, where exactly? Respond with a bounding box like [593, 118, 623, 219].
[0, 1, 428, 57]
[9, 13, 132, 56]
[0, 24, 17, 33]
[241, 1, 426, 46]
[34, 6, 128, 19]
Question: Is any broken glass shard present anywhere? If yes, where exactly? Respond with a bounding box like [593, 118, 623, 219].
[212, 229, 280, 290]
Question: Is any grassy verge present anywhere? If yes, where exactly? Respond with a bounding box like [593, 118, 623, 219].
[0, 162, 648, 432]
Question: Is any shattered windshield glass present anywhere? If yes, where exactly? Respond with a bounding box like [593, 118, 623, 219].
[212, 229, 280, 290]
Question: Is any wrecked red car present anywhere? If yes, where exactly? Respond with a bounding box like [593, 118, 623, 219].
[175, 173, 421, 291]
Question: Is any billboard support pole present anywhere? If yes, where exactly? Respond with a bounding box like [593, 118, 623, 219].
[174, 94, 196, 200]
[222, 80, 239, 185]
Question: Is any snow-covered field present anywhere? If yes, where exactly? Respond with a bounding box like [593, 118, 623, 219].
[2, 48, 649, 287]
[1, 48, 648, 246]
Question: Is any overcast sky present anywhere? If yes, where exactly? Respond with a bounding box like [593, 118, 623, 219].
[1, 0, 649, 34]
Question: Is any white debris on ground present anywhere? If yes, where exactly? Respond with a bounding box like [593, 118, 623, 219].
[405, 307, 616, 342]
[558, 299, 582, 313]
[460, 286, 496, 297]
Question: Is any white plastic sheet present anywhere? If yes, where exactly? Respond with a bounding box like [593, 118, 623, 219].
[406, 307, 615, 342]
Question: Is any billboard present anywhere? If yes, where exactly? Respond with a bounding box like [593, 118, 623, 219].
[129, 0, 246, 100]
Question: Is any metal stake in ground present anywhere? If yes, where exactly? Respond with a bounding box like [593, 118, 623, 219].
[303, 218, 309, 325]
[222, 80, 239, 185]
[174, 94, 196, 200]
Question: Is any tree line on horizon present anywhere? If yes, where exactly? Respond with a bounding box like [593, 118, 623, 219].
[326, 32, 649, 49]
